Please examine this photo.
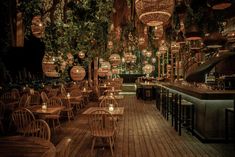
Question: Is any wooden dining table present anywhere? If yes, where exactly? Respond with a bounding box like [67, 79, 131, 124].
[27, 105, 65, 115]
[0, 136, 56, 157]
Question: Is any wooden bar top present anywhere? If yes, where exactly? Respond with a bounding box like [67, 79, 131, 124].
[161, 82, 235, 100]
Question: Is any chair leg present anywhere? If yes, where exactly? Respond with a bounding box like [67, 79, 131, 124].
[91, 137, 96, 155]
[57, 118, 61, 129]
[108, 137, 114, 156]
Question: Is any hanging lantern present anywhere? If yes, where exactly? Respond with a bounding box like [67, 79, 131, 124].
[145, 50, 152, 58]
[159, 40, 168, 54]
[171, 41, 180, 53]
[112, 68, 119, 74]
[138, 37, 145, 45]
[143, 64, 154, 74]
[78, 51, 85, 59]
[109, 54, 121, 66]
[135, 0, 174, 26]
[107, 41, 114, 49]
[98, 68, 107, 77]
[154, 24, 164, 39]
[156, 51, 161, 57]
[66, 52, 74, 65]
[42, 54, 60, 78]
[31, 16, 44, 38]
[142, 49, 147, 56]
[121, 57, 125, 63]
[100, 61, 111, 71]
[99, 58, 104, 64]
[151, 57, 157, 63]
[70, 66, 86, 81]
[131, 55, 137, 63]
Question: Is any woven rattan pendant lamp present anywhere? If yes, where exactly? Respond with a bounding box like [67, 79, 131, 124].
[135, 0, 175, 26]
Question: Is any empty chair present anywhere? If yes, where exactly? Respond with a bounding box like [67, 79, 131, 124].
[56, 137, 72, 157]
[41, 91, 49, 103]
[88, 109, 116, 156]
[99, 95, 119, 108]
[61, 98, 74, 121]
[28, 91, 41, 106]
[18, 94, 31, 108]
[24, 119, 51, 141]
[70, 89, 85, 111]
[44, 97, 63, 132]
[11, 108, 35, 134]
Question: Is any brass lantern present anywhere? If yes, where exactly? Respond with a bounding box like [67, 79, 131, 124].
[78, 51, 85, 59]
[70, 66, 86, 81]
[109, 54, 121, 66]
[31, 16, 44, 38]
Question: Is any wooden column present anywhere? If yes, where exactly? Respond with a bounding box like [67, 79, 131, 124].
[157, 54, 161, 78]
[93, 57, 99, 97]
[162, 53, 165, 78]
[88, 62, 92, 87]
[171, 51, 174, 83]
[176, 52, 179, 81]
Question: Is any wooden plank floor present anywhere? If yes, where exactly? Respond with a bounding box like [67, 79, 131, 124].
[52, 95, 235, 157]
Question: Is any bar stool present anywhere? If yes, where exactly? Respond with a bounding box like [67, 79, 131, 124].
[155, 86, 162, 110]
[161, 88, 168, 118]
[173, 94, 194, 136]
[143, 85, 153, 100]
[225, 97, 235, 143]
[225, 107, 234, 142]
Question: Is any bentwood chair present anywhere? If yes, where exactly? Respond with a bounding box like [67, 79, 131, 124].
[88, 109, 116, 156]
[24, 119, 51, 141]
[99, 95, 121, 122]
[99, 95, 119, 108]
[61, 98, 75, 121]
[28, 91, 41, 106]
[41, 91, 49, 103]
[44, 97, 63, 132]
[18, 94, 31, 108]
[11, 108, 35, 134]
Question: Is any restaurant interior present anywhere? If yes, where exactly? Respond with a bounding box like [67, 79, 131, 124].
[0, 0, 235, 157]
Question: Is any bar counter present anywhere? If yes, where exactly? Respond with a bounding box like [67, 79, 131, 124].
[156, 82, 235, 142]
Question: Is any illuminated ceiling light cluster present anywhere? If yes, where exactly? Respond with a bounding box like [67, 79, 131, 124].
[135, 0, 175, 27]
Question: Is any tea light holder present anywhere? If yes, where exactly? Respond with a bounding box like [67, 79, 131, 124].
[67, 93, 70, 98]
[42, 103, 47, 110]
[83, 88, 86, 92]
[109, 104, 114, 112]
